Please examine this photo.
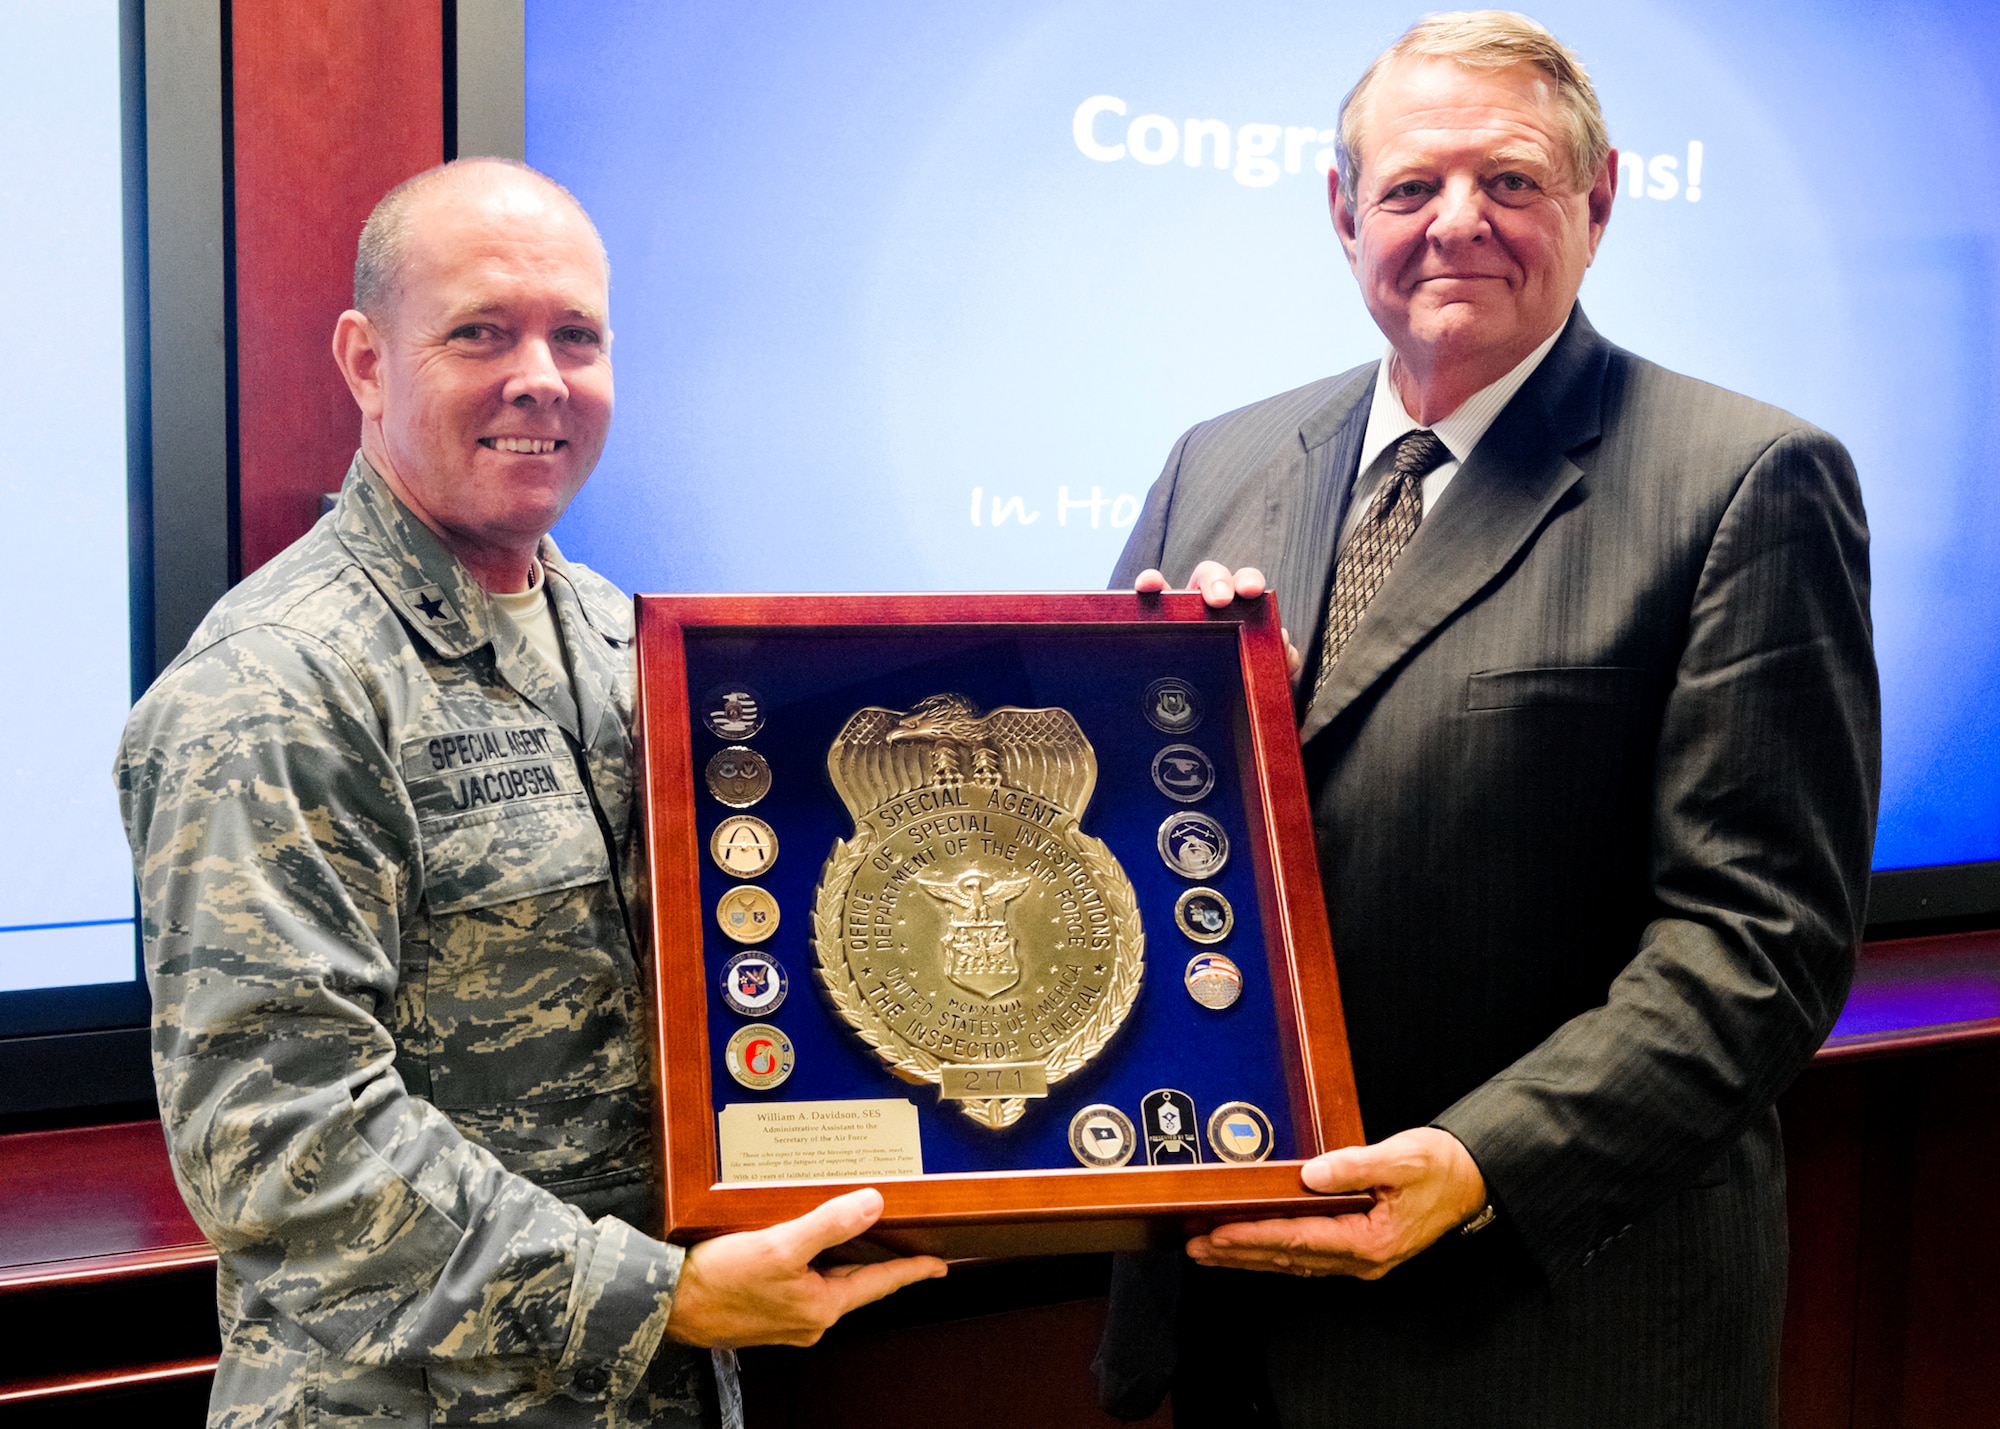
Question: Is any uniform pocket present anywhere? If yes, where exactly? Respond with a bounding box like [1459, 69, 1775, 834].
[418, 797, 611, 916]
[1464, 665, 1648, 711]
[413, 796, 633, 1111]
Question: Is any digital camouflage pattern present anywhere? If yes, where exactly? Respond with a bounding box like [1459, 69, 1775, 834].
[117, 455, 718, 1427]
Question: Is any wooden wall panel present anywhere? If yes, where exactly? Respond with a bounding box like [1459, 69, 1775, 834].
[741, 1296, 1172, 1429]
[232, 0, 443, 574]
[1778, 1065, 1866, 1429]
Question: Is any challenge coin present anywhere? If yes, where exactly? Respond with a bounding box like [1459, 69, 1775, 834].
[705, 745, 772, 808]
[1158, 810, 1230, 880]
[1142, 677, 1203, 735]
[1206, 1101, 1276, 1163]
[710, 814, 779, 878]
[1183, 951, 1244, 1010]
[716, 885, 780, 944]
[723, 1023, 795, 1091]
[701, 684, 766, 741]
[1175, 887, 1235, 945]
[719, 950, 788, 1017]
[1068, 1104, 1137, 1169]
[1150, 743, 1216, 803]
[1141, 1088, 1203, 1166]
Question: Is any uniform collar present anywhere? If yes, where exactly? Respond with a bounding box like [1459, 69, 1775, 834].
[334, 453, 494, 659]
[332, 452, 632, 653]
[333, 453, 632, 745]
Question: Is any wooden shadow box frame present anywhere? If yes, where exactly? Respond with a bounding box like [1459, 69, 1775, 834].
[635, 591, 1367, 1258]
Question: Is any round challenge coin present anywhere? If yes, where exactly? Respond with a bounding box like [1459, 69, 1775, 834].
[1068, 1104, 1137, 1169]
[716, 885, 781, 944]
[1158, 810, 1230, 880]
[1142, 677, 1203, 735]
[1206, 1101, 1276, 1163]
[1175, 887, 1235, 945]
[705, 745, 772, 808]
[719, 950, 789, 1017]
[1184, 951, 1244, 1010]
[723, 1023, 795, 1091]
[710, 815, 779, 878]
[1150, 743, 1216, 803]
[701, 684, 766, 741]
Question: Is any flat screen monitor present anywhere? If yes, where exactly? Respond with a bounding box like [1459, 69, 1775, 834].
[524, 0, 2000, 926]
[0, 0, 232, 1116]
[0, 8, 144, 1031]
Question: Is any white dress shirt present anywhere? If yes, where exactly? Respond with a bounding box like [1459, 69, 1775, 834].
[1339, 324, 1566, 547]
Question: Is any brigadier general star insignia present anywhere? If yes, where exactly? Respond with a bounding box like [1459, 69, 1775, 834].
[403, 583, 459, 627]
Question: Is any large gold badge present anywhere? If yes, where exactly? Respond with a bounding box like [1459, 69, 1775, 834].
[811, 694, 1145, 1129]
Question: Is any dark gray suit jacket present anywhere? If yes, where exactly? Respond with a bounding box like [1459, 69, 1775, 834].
[1100, 308, 1879, 1428]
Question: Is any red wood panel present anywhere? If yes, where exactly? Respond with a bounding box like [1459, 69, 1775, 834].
[232, 0, 443, 574]
[741, 1298, 1170, 1429]
[0, 1121, 207, 1282]
[1819, 927, 2000, 1060]
[1850, 1042, 2000, 1428]
[1777, 1065, 1866, 1429]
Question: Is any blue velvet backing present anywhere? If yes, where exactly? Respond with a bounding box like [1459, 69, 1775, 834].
[685, 626, 1297, 1175]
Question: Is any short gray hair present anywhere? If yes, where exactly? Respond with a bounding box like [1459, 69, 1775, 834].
[352, 157, 607, 321]
[1334, 11, 1610, 210]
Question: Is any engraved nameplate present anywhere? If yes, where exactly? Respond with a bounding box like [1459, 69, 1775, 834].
[717, 1098, 924, 1183]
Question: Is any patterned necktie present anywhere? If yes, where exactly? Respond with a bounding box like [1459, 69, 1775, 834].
[1311, 428, 1450, 700]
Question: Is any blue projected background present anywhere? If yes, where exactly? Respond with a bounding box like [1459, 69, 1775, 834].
[0, 5, 136, 996]
[528, 0, 2000, 875]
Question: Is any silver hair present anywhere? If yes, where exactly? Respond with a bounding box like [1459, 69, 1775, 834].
[352, 157, 608, 322]
[1334, 11, 1611, 210]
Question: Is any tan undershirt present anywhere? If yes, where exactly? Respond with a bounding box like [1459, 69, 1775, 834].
[489, 559, 574, 696]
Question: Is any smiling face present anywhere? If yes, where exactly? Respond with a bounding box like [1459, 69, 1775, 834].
[1333, 57, 1614, 399]
[334, 166, 612, 589]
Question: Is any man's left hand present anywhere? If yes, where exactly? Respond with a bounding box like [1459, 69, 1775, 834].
[1187, 1127, 1487, 1280]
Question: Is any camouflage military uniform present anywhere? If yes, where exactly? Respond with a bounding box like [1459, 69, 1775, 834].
[117, 455, 717, 1427]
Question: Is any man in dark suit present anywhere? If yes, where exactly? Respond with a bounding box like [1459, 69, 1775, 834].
[1100, 13, 1878, 1426]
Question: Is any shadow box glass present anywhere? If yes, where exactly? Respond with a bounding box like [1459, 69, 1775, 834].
[635, 592, 1366, 1258]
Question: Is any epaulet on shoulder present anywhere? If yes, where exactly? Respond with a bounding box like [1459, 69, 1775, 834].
[162, 522, 378, 673]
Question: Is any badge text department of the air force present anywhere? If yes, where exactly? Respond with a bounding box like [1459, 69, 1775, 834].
[812, 693, 1145, 1130]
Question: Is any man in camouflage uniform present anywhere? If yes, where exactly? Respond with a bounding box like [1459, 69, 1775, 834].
[116, 159, 943, 1428]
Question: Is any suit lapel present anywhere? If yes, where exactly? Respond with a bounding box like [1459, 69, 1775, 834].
[1278, 365, 1376, 677]
[1299, 307, 1612, 745]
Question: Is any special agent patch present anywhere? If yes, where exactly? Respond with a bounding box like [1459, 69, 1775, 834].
[399, 724, 580, 820]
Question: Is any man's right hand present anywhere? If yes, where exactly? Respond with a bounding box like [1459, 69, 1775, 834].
[663, 1188, 947, 1349]
[1134, 560, 1303, 682]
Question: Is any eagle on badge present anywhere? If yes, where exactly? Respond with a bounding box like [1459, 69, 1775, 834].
[825, 692, 1098, 815]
